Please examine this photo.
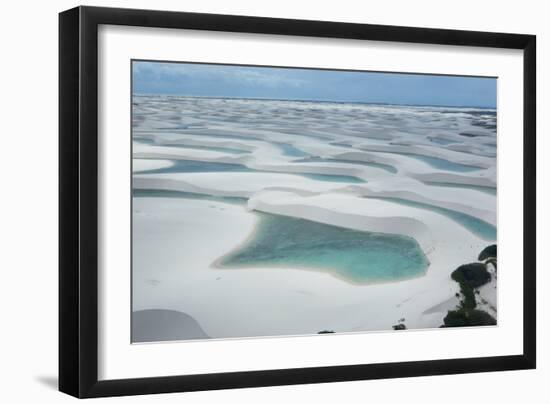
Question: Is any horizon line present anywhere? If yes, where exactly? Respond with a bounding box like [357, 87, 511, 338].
[132, 93, 496, 110]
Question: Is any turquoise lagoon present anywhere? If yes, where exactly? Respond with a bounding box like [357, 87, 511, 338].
[218, 213, 429, 284]
[406, 154, 483, 172]
[278, 143, 310, 157]
[132, 188, 247, 205]
[368, 196, 496, 241]
[134, 190, 429, 284]
[138, 159, 365, 183]
[423, 181, 496, 196]
[429, 137, 457, 146]
[138, 159, 252, 175]
[294, 156, 397, 174]
[164, 144, 251, 154]
[369, 150, 482, 172]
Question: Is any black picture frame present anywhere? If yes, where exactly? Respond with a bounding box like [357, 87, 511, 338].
[59, 5, 536, 398]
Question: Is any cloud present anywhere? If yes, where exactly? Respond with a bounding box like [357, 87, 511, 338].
[230, 68, 305, 88]
[133, 61, 306, 90]
[132, 61, 496, 107]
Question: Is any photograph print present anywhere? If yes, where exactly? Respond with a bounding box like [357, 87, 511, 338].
[131, 60, 497, 343]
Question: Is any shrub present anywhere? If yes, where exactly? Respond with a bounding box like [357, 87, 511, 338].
[451, 263, 491, 289]
[392, 324, 406, 330]
[467, 310, 497, 326]
[443, 259, 496, 328]
[318, 330, 334, 334]
[443, 309, 469, 327]
[451, 263, 490, 311]
[478, 244, 497, 261]
[442, 309, 496, 327]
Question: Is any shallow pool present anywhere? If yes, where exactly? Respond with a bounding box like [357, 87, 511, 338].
[218, 213, 429, 284]
[137, 159, 365, 183]
[161, 144, 251, 154]
[423, 181, 496, 196]
[294, 156, 397, 174]
[278, 143, 310, 157]
[370, 150, 483, 172]
[368, 196, 496, 240]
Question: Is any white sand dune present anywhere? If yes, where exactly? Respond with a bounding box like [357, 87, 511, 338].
[133, 172, 495, 225]
[132, 158, 174, 173]
[356, 143, 493, 169]
[133, 172, 350, 198]
[133, 195, 486, 338]
[131, 95, 497, 339]
[132, 309, 209, 342]
[133, 143, 250, 164]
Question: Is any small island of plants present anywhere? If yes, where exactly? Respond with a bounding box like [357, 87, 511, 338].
[442, 244, 497, 327]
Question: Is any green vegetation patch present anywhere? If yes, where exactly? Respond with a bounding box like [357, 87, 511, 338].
[478, 244, 497, 261]
[442, 261, 496, 328]
[451, 263, 491, 289]
[443, 308, 497, 327]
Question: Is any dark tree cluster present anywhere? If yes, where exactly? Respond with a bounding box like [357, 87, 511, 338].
[442, 245, 497, 328]
[443, 308, 496, 327]
[478, 244, 497, 261]
[451, 263, 492, 288]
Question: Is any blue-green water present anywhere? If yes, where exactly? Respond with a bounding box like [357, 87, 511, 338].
[295, 156, 397, 174]
[423, 181, 496, 196]
[137, 159, 365, 183]
[162, 144, 251, 154]
[368, 197, 496, 240]
[132, 188, 247, 205]
[373, 151, 482, 172]
[299, 173, 365, 183]
[133, 137, 251, 155]
[138, 159, 252, 175]
[133, 137, 155, 145]
[163, 131, 259, 142]
[402, 153, 482, 172]
[429, 138, 457, 146]
[330, 142, 354, 148]
[133, 189, 427, 283]
[278, 143, 310, 157]
[219, 213, 429, 283]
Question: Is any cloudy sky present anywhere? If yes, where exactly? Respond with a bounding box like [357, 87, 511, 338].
[133, 61, 496, 108]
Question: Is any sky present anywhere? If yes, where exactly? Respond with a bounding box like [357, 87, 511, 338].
[132, 61, 496, 108]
